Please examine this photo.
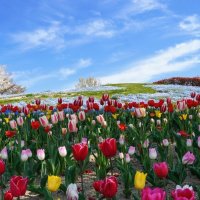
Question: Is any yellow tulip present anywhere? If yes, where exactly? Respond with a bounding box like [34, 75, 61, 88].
[4, 118, 9, 123]
[134, 171, 147, 190]
[47, 175, 61, 192]
[112, 114, 119, 119]
[179, 114, 187, 120]
[155, 110, 162, 118]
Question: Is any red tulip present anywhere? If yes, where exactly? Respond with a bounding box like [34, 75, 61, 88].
[72, 143, 88, 161]
[31, 121, 40, 130]
[171, 185, 195, 200]
[153, 162, 168, 178]
[5, 130, 16, 138]
[93, 176, 118, 198]
[10, 176, 28, 197]
[118, 123, 127, 131]
[0, 159, 5, 175]
[4, 191, 13, 200]
[99, 138, 117, 158]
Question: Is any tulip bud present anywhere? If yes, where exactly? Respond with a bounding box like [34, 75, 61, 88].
[92, 120, 96, 125]
[0, 159, 5, 175]
[162, 139, 169, 147]
[21, 150, 28, 162]
[189, 115, 193, 120]
[78, 111, 86, 121]
[16, 116, 24, 126]
[9, 120, 17, 129]
[138, 122, 142, 127]
[163, 118, 168, 124]
[150, 118, 155, 123]
[197, 113, 200, 118]
[1, 147, 8, 160]
[26, 149, 32, 157]
[37, 149, 45, 160]
[143, 139, 149, 148]
[186, 139, 192, 147]
[128, 146, 135, 155]
[125, 153, 130, 163]
[62, 128, 67, 135]
[129, 124, 134, 129]
[119, 135, 125, 145]
[58, 146, 67, 157]
[119, 152, 124, 159]
[149, 148, 157, 160]
[98, 137, 103, 143]
[156, 119, 161, 126]
[81, 137, 88, 145]
[182, 151, 195, 165]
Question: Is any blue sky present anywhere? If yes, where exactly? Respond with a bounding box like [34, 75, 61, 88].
[0, 0, 200, 93]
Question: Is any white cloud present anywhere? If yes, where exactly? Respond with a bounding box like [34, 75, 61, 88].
[77, 58, 92, 68]
[119, 0, 167, 18]
[179, 15, 200, 37]
[99, 39, 200, 83]
[75, 19, 115, 38]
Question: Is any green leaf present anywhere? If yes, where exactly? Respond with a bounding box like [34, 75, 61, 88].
[40, 175, 48, 188]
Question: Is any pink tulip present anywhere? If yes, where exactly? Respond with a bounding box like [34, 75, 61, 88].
[119, 135, 125, 145]
[128, 146, 135, 155]
[125, 154, 130, 163]
[70, 114, 78, 124]
[78, 111, 86, 121]
[149, 148, 157, 160]
[21, 150, 28, 162]
[39, 116, 49, 127]
[135, 108, 146, 118]
[58, 146, 67, 157]
[177, 100, 187, 111]
[9, 120, 17, 129]
[197, 136, 200, 148]
[162, 139, 169, 147]
[143, 139, 149, 148]
[68, 119, 78, 133]
[142, 187, 166, 200]
[37, 149, 45, 161]
[1, 147, 8, 160]
[96, 114, 105, 124]
[26, 149, 32, 157]
[16, 116, 24, 126]
[182, 151, 195, 165]
[51, 113, 58, 124]
[58, 111, 65, 121]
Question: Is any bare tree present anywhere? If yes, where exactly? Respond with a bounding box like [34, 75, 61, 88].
[75, 76, 101, 89]
[0, 65, 25, 95]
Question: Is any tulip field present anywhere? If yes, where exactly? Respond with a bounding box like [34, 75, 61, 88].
[1, 92, 200, 200]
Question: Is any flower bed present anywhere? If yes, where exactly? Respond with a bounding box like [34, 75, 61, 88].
[1, 93, 200, 199]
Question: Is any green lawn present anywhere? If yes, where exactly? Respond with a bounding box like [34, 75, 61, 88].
[0, 83, 156, 104]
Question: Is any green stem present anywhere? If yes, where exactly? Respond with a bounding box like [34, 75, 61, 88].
[110, 158, 113, 176]
[0, 175, 3, 200]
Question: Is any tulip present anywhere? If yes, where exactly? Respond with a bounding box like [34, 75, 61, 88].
[26, 149, 32, 157]
[0, 159, 5, 175]
[37, 149, 45, 161]
[96, 114, 105, 124]
[143, 139, 149, 148]
[39, 116, 49, 127]
[119, 152, 124, 159]
[72, 143, 88, 161]
[186, 139, 192, 147]
[51, 113, 58, 124]
[142, 187, 166, 200]
[93, 176, 118, 198]
[99, 138, 117, 158]
[68, 119, 78, 133]
[61, 127, 67, 135]
[81, 137, 88, 145]
[128, 146, 135, 155]
[102, 93, 109, 101]
[162, 139, 169, 147]
[16, 116, 24, 126]
[177, 100, 187, 111]
[10, 176, 28, 197]
[125, 153, 130, 163]
[66, 183, 79, 200]
[57, 111, 64, 121]
[4, 191, 13, 200]
[134, 171, 147, 190]
[1, 147, 8, 160]
[191, 92, 196, 98]
[149, 148, 157, 160]
[101, 176, 118, 198]
[119, 135, 125, 145]
[78, 111, 86, 121]
[31, 121, 40, 130]
[135, 108, 146, 118]
[47, 175, 61, 192]
[153, 162, 168, 178]
[9, 120, 17, 129]
[58, 146, 67, 157]
[182, 151, 195, 165]
[70, 114, 78, 124]
[58, 97, 62, 104]
[5, 130, 16, 138]
[171, 185, 195, 200]
[21, 150, 28, 162]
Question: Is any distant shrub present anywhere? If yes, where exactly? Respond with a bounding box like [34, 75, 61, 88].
[75, 77, 101, 89]
[154, 77, 200, 86]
